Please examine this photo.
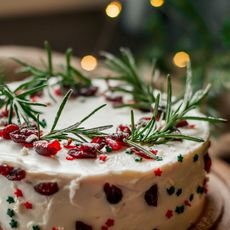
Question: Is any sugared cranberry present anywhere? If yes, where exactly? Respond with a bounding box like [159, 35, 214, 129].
[103, 183, 123, 204]
[91, 137, 106, 150]
[10, 128, 39, 144]
[75, 221, 93, 230]
[6, 168, 26, 181]
[105, 138, 124, 151]
[79, 85, 98, 97]
[79, 143, 98, 152]
[0, 164, 13, 176]
[116, 124, 131, 135]
[68, 149, 97, 159]
[144, 184, 158, 206]
[34, 140, 61, 157]
[176, 120, 189, 128]
[34, 182, 59, 196]
[0, 124, 19, 139]
[204, 153, 212, 173]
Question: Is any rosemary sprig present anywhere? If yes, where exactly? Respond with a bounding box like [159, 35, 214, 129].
[40, 90, 112, 142]
[101, 48, 156, 111]
[125, 63, 226, 158]
[0, 83, 47, 127]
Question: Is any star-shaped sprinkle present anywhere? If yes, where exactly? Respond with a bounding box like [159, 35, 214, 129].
[177, 154, 183, 162]
[66, 156, 75, 161]
[175, 205, 184, 214]
[23, 201, 33, 209]
[196, 185, 204, 194]
[167, 186, 175, 195]
[154, 168, 162, 176]
[189, 194, 194, 201]
[99, 155, 107, 162]
[32, 226, 40, 230]
[165, 210, 173, 219]
[7, 209, 15, 218]
[14, 188, 23, 198]
[105, 145, 112, 153]
[193, 154, 199, 162]
[6, 196, 15, 204]
[176, 188, 182, 196]
[135, 157, 142, 162]
[9, 219, 17, 228]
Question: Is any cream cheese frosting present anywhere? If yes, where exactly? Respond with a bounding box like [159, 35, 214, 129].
[0, 80, 210, 230]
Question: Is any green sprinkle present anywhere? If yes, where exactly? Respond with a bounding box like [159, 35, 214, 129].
[32, 225, 40, 230]
[156, 157, 163, 161]
[177, 154, 183, 162]
[176, 188, 182, 196]
[193, 154, 199, 162]
[125, 149, 133, 155]
[7, 209, 15, 218]
[105, 145, 112, 152]
[189, 194, 194, 201]
[175, 205, 184, 214]
[9, 219, 17, 228]
[135, 156, 142, 162]
[167, 186, 175, 195]
[6, 196, 15, 204]
[196, 185, 204, 194]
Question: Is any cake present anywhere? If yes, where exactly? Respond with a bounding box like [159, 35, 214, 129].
[0, 45, 219, 230]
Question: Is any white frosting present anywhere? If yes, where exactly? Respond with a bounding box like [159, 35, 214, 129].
[0, 80, 209, 230]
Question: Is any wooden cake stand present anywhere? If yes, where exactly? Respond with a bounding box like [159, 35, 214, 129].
[191, 158, 230, 230]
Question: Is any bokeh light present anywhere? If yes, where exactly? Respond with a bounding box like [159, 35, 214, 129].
[173, 51, 190, 68]
[150, 0, 164, 8]
[80, 55, 98, 71]
[105, 1, 122, 18]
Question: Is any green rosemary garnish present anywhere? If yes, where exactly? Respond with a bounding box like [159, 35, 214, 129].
[101, 48, 156, 111]
[0, 83, 47, 127]
[40, 90, 112, 142]
[124, 63, 226, 158]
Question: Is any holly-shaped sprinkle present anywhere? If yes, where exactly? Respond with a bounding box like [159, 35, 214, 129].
[175, 205, 184, 214]
[176, 188, 182, 196]
[23, 201, 33, 209]
[166, 186, 175, 195]
[135, 156, 142, 162]
[193, 154, 199, 162]
[32, 225, 40, 230]
[7, 209, 15, 217]
[7, 196, 15, 204]
[154, 168, 162, 176]
[105, 145, 112, 153]
[9, 219, 18, 228]
[165, 210, 173, 219]
[177, 154, 183, 163]
[14, 188, 23, 198]
[196, 185, 204, 194]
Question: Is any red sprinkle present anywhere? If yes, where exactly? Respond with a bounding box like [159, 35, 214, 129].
[101, 226, 108, 230]
[204, 153, 212, 173]
[184, 200, 191, 207]
[154, 168, 162, 176]
[66, 156, 75, 161]
[150, 149, 158, 155]
[100, 155, 107, 162]
[188, 124, 196, 129]
[14, 188, 23, 198]
[54, 87, 62, 96]
[105, 218, 115, 227]
[165, 210, 173, 219]
[23, 201, 33, 209]
[176, 120, 189, 128]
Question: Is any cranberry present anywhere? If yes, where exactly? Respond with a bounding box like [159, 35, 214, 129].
[0, 164, 13, 176]
[91, 137, 106, 150]
[105, 138, 124, 151]
[34, 140, 61, 157]
[68, 149, 97, 159]
[75, 221, 93, 230]
[79, 85, 98, 96]
[110, 133, 129, 142]
[34, 182, 59, 196]
[204, 153, 212, 173]
[116, 124, 131, 135]
[0, 124, 19, 139]
[6, 168, 26, 181]
[79, 143, 98, 152]
[103, 183, 123, 204]
[105, 95, 123, 103]
[176, 120, 189, 128]
[144, 184, 158, 206]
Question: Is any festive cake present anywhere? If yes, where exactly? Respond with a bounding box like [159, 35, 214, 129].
[0, 44, 223, 230]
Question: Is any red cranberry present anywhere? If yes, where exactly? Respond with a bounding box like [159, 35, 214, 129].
[176, 120, 189, 128]
[10, 128, 39, 144]
[91, 137, 106, 150]
[110, 133, 129, 142]
[34, 140, 61, 157]
[79, 85, 98, 96]
[34, 182, 59, 196]
[105, 138, 124, 151]
[79, 143, 98, 152]
[103, 183, 123, 204]
[0, 124, 19, 139]
[75, 221, 93, 230]
[116, 124, 131, 135]
[144, 184, 158, 206]
[0, 164, 13, 176]
[6, 168, 26, 181]
[68, 149, 97, 159]
[204, 153, 212, 173]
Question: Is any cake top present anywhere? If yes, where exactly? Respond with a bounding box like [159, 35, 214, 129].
[0, 42, 225, 178]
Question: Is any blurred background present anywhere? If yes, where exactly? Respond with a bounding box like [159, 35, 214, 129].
[0, 0, 229, 159]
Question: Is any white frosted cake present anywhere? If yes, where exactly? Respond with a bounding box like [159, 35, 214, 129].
[0, 46, 216, 230]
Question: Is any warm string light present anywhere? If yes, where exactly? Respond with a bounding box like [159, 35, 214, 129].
[80, 55, 98, 71]
[173, 51, 190, 68]
[105, 1, 122, 18]
[150, 0, 164, 7]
